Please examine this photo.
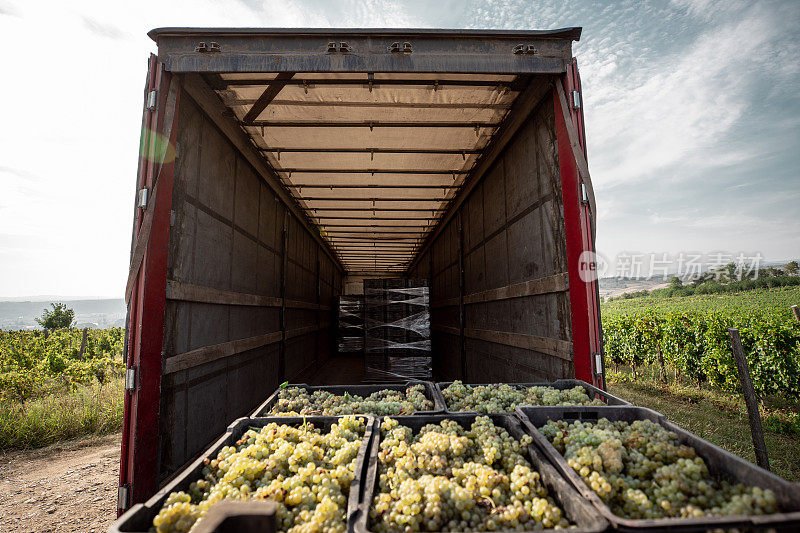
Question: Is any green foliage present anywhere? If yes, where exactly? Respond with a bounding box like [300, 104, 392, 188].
[603, 286, 800, 319]
[608, 273, 800, 302]
[787, 261, 799, 276]
[34, 302, 75, 330]
[0, 328, 125, 403]
[602, 309, 800, 397]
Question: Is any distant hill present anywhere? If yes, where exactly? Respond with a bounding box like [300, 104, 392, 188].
[0, 299, 126, 330]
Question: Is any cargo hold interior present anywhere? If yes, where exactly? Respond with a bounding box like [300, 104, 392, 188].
[125, 28, 598, 490]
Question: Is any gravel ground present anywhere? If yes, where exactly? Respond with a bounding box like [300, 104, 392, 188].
[0, 433, 121, 533]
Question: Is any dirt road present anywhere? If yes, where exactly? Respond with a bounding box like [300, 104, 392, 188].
[0, 433, 121, 533]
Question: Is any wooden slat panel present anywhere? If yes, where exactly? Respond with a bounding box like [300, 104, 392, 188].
[430, 272, 568, 308]
[463, 272, 568, 304]
[164, 331, 282, 374]
[464, 328, 572, 361]
[165, 280, 330, 310]
[164, 323, 331, 374]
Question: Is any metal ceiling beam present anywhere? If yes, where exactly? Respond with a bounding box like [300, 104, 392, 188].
[261, 147, 482, 155]
[311, 216, 437, 220]
[308, 207, 446, 212]
[302, 196, 448, 202]
[242, 72, 294, 124]
[222, 78, 518, 88]
[291, 184, 459, 189]
[248, 120, 499, 128]
[280, 169, 467, 175]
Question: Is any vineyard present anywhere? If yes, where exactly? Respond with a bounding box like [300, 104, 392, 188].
[602, 310, 800, 397]
[602, 285, 800, 319]
[0, 328, 126, 448]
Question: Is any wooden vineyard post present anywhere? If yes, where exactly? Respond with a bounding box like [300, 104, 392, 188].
[792, 305, 799, 323]
[728, 328, 770, 471]
[79, 328, 88, 359]
[657, 348, 667, 383]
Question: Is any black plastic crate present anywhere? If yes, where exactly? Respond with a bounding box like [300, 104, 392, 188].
[250, 381, 446, 417]
[516, 406, 800, 532]
[353, 414, 609, 533]
[110, 415, 375, 533]
[436, 379, 630, 414]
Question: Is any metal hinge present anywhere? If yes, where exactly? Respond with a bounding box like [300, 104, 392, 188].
[581, 183, 589, 204]
[137, 188, 148, 209]
[326, 41, 352, 53]
[572, 90, 582, 110]
[513, 44, 538, 55]
[170, 210, 176, 227]
[388, 41, 413, 54]
[125, 367, 137, 391]
[195, 41, 220, 53]
[594, 353, 603, 375]
[146, 90, 157, 110]
[118, 485, 130, 511]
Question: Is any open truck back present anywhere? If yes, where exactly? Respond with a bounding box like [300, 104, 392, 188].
[119, 27, 602, 512]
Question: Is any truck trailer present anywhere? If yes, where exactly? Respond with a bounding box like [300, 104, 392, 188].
[119, 27, 602, 512]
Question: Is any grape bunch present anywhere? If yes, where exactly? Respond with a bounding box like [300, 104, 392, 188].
[368, 416, 571, 532]
[151, 416, 366, 533]
[442, 381, 602, 414]
[539, 418, 779, 519]
[270, 384, 433, 416]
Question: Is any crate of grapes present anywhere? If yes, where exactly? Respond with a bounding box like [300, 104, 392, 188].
[110, 415, 375, 533]
[515, 406, 800, 532]
[437, 379, 630, 415]
[251, 381, 446, 417]
[352, 414, 609, 533]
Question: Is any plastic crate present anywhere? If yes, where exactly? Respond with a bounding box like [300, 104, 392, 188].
[110, 415, 375, 533]
[191, 501, 277, 533]
[352, 414, 609, 533]
[436, 379, 630, 414]
[250, 381, 446, 417]
[516, 406, 800, 532]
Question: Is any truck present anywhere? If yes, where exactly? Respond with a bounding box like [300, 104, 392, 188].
[119, 26, 602, 513]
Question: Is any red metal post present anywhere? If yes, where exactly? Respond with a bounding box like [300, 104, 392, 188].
[554, 73, 593, 385]
[565, 60, 605, 389]
[118, 56, 179, 511]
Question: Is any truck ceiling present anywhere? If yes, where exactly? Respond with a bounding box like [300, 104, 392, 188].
[149, 28, 581, 273]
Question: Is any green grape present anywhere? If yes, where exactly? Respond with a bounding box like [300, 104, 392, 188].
[271, 384, 433, 416]
[151, 416, 366, 533]
[442, 381, 603, 413]
[368, 416, 571, 532]
[540, 418, 779, 520]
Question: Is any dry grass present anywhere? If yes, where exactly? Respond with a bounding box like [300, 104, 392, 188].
[609, 378, 800, 482]
[0, 376, 124, 450]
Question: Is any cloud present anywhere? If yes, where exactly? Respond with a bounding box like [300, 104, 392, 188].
[82, 16, 131, 40]
[0, 0, 19, 17]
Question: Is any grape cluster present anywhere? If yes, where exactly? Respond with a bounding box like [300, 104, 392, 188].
[271, 384, 433, 416]
[368, 417, 571, 532]
[442, 381, 602, 414]
[151, 416, 366, 533]
[539, 418, 779, 519]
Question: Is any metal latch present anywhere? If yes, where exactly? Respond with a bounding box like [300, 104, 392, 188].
[118, 485, 130, 511]
[513, 44, 538, 55]
[572, 90, 582, 109]
[581, 183, 589, 204]
[137, 188, 148, 209]
[125, 367, 137, 391]
[388, 42, 413, 54]
[146, 90, 157, 111]
[326, 41, 353, 53]
[594, 353, 603, 375]
[195, 41, 220, 53]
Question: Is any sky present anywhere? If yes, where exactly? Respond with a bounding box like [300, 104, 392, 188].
[0, 0, 798, 297]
